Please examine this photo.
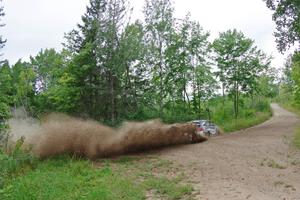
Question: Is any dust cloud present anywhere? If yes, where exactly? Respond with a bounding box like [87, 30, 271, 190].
[8, 112, 206, 159]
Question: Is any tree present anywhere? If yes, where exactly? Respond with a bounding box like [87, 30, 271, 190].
[265, 0, 300, 52]
[0, 62, 12, 122]
[282, 55, 294, 85]
[143, 0, 174, 117]
[256, 67, 280, 99]
[63, 0, 108, 118]
[63, 0, 133, 123]
[0, 0, 6, 61]
[188, 20, 214, 115]
[165, 16, 193, 110]
[291, 52, 300, 105]
[118, 21, 148, 118]
[165, 15, 213, 116]
[0, 1, 8, 139]
[10, 60, 36, 112]
[241, 47, 272, 100]
[30, 49, 64, 93]
[213, 29, 270, 119]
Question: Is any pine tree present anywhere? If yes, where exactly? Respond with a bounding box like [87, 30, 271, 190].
[0, 0, 8, 136]
[63, 0, 131, 123]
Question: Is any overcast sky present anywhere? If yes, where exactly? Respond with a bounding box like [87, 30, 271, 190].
[1, 0, 288, 68]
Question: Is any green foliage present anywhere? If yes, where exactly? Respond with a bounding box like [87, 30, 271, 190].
[143, 0, 175, 117]
[256, 69, 279, 99]
[0, 63, 12, 121]
[291, 52, 300, 105]
[265, 0, 300, 52]
[0, 139, 37, 190]
[165, 14, 214, 117]
[0, 62, 12, 142]
[0, 0, 6, 58]
[11, 60, 36, 109]
[209, 97, 271, 132]
[30, 49, 64, 92]
[213, 29, 271, 119]
[279, 52, 300, 108]
[0, 103, 10, 121]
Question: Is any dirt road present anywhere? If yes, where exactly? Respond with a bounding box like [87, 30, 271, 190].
[153, 104, 300, 200]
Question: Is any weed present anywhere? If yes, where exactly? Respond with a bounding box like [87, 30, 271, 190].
[144, 176, 193, 199]
[294, 127, 300, 149]
[267, 160, 286, 169]
[261, 158, 286, 169]
[274, 181, 296, 191]
[274, 181, 284, 186]
[291, 160, 300, 165]
[285, 184, 296, 191]
[0, 138, 37, 190]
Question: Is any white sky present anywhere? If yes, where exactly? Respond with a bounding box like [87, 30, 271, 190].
[1, 0, 288, 68]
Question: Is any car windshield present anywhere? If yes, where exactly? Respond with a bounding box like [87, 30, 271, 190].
[193, 123, 202, 127]
[203, 121, 216, 126]
[193, 120, 207, 125]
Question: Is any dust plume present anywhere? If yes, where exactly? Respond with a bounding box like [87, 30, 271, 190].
[8, 113, 206, 159]
[118, 120, 206, 153]
[8, 108, 42, 146]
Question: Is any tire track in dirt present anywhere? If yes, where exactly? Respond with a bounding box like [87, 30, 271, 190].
[150, 104, 300, 200]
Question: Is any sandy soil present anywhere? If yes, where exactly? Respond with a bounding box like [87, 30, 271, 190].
[151, 104, 300, 200]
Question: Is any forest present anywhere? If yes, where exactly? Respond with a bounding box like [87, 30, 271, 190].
[0, 0, 279, 136]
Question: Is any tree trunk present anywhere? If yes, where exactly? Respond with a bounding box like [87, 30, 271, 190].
[158, 40, 164, 118]
[197, 84, 202, 118]
[236, 85, 239, 118]
[222, 83, 225, 107]
[222, 82, 226, 118]
[184, 87, 191, 109]
[109, 72, 116, 124]
[233, 81, 238, 120]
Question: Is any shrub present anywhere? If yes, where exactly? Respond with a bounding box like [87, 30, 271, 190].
[0, 138, 38, 189]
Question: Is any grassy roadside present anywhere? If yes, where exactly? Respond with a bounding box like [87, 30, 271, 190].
[278, 102, 300, 149]
[210, 99, 273, 133]
[279, 102, 300, 116]
[219, 111, 272, 133]
[0, 151, 193, 200]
